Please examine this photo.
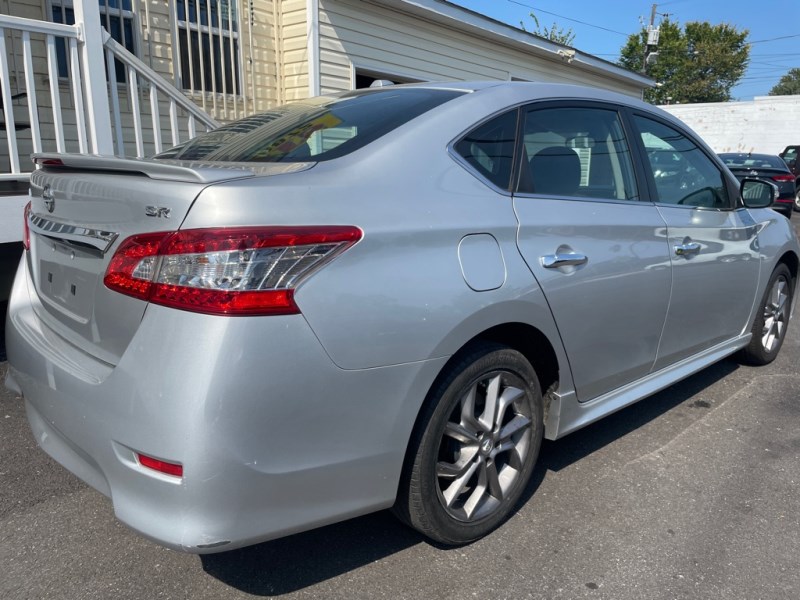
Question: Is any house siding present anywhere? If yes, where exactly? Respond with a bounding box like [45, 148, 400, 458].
[316, 0, 643, 97]
[279, 0, 309, 102]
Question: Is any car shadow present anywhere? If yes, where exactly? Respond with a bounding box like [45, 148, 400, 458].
[200, 358, 740, 596]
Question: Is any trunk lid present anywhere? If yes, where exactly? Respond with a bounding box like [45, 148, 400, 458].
[25, 154, 303, 364]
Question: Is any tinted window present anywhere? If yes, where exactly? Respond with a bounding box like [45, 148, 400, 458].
[517, 107, 638, 201]
[635, 116, 729, 209]
[453, 110, 518, 190]
[155, 88, 464, 162]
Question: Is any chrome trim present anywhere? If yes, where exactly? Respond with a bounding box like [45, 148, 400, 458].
[541, 253, 588, 268]
[28, 212, 119, 253]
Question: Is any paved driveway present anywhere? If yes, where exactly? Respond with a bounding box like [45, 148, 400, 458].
[2, 232, 800, 600]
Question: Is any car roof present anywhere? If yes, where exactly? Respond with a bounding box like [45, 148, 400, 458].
[719, 152, 780, 159]
[375, 80, 659, 114]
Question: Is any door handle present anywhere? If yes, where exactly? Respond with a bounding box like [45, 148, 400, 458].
[541, 253, 588, 269]
[674, 242, 701, 256]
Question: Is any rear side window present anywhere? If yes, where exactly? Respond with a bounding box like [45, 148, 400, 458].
[453, 110, 518, 190]
[516, 106, 638, 201]
[156, 88, 464, 163]
[634, 116, 729, 209]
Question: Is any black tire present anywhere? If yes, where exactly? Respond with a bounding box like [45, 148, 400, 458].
[794, 189, 800, 212]
[394, 343, 543, 545]
[739, 264, 793, 365]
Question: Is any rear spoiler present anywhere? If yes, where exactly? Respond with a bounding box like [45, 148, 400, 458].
[32, 153, 312, 184]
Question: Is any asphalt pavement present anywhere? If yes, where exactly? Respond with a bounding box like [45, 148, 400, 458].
[2, 237, 800, 599]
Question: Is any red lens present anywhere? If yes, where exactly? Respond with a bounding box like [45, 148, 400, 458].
[137, 453, 183, 477]
[103, 231, 171, 301]
[104, 226, 362, 315]
[23, 201, 31, 250]
[771, 174, 795, 182]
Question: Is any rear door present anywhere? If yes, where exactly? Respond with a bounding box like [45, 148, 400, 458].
[629, 114, 761, 369]
[512, 103, 671, 402]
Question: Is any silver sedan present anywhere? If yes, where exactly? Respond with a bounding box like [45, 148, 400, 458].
[5, 82, 798, 552]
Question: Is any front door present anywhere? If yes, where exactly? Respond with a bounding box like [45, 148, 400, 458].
[630, 114, 761, 369]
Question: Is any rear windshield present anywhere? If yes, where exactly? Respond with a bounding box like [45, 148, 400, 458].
[155, 88, 464, 163]
[719, 154, 787, 169]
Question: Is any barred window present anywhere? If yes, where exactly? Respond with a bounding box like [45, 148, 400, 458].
[174, 0, 241, 96]
[50, 0, 136, 82]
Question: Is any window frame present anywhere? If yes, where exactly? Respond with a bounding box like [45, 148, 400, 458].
[447, 106, 523, 196]
[512, 100, 647, 206]
[625, 109, 741, 212]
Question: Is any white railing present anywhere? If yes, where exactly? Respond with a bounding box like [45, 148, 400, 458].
[0, 9, 219, 175]
[104, 33, 218, 158]
[0, 14, 84, 174]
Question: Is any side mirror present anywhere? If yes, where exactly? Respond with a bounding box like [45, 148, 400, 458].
[740, 178, 778, 209]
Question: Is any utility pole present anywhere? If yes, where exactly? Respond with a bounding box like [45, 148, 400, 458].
[642, 3, 660, 74]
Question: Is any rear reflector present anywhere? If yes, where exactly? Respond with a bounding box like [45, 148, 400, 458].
[137, 453, 183, 477]
[104, 226, 362, 315]
[23, 201, 31, 250]
[771, 174, 795, 182]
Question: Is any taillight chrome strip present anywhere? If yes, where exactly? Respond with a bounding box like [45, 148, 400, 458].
[28, 212, 119, 253]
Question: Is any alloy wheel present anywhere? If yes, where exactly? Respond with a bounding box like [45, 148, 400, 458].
[435, 371, 533, 522]
[761, 275, 789, 352]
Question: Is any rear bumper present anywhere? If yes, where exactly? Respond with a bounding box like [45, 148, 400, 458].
[5, 256, 446, 552]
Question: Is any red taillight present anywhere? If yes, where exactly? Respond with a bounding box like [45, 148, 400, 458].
[33, 157, 65, 167]
[104, 226, 362, 315]
[136, 453, 183, 477]
[23, 201, 31, 250]
[772, 174, 795, 182]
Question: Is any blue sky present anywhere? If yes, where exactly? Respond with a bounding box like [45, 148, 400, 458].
[448, 0, 800, 100]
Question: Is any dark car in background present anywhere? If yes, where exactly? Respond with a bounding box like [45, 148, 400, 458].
[778, 145, 800, 211]
[719, 153, 796, 218]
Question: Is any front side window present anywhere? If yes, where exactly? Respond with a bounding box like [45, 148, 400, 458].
[453, 110, 518, 190]
[175, 0, 241, 95]
[51, 0, 136, 81]
[634, 116, 729, 209]
[517, 106, 638, 201]
[156, 88, 464, 162]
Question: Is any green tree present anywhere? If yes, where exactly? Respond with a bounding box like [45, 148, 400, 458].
[618, 19, 749, 104]
[520, 12, 576, 46]
[769, 68, 800, 96]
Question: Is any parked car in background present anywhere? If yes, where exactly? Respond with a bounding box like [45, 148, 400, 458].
[719, 153, 796, 218]
[779, 145, 800, 211]
[5, 82, 799, 553]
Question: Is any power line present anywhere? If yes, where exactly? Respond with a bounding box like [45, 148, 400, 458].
[749, 34, 800, 44]
[504, 0, 631, 37]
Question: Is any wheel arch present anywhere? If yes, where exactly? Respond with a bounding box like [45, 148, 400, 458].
[778, 250, 799, 286]
[778, 250, 799, 316]
[400, 321, 561, 469]
[393, 320, 561, 514]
